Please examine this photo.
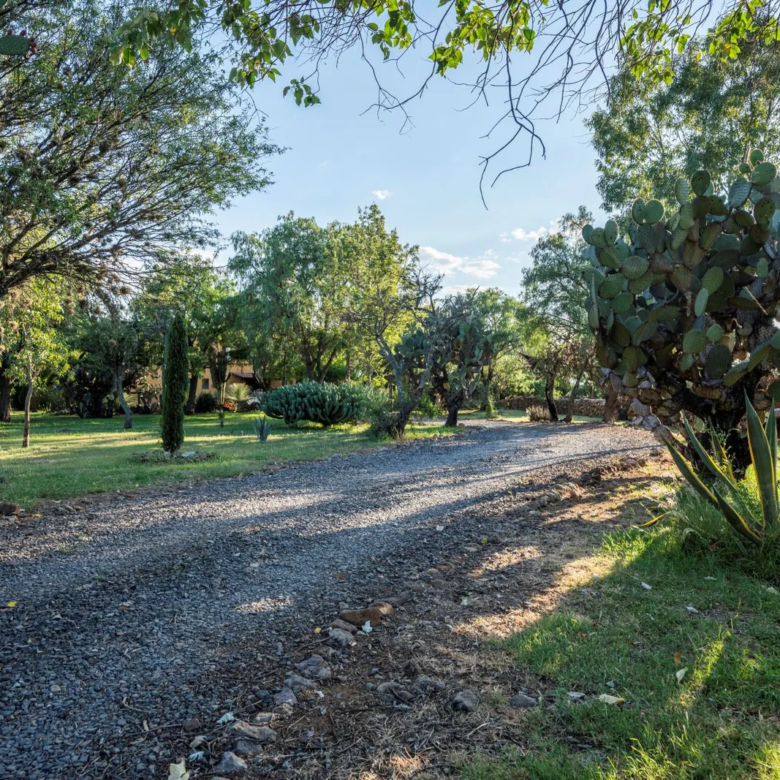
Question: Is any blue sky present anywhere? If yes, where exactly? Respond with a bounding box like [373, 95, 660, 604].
[215, 47, 607, 297]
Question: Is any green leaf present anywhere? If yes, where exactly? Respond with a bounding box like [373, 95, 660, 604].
[682, 414, 735, 488]
[665, 442, 718, 508]
[745, 396, 778, 528]
[714, 488, 763, 545]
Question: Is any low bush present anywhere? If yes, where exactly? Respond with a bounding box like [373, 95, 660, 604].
[527, 403, 551, 422]
[368, 409, 403, 440]
[413, 391, 440, 420]
[259, 381, 364, 427]
[194, 392, 218, 414]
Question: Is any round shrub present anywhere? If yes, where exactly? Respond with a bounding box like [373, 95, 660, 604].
[194, 391, 218, 414]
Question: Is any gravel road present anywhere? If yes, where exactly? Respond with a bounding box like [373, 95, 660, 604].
[0, 421, 654, 779]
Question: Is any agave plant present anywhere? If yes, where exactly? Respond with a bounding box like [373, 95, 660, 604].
[662, 397, 778, 546]
[253, 414, 273, 443]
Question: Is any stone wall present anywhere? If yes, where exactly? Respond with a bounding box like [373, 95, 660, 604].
[502, 396, 606, 418]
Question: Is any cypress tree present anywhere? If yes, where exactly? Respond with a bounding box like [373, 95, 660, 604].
[161, 311, 189, 453]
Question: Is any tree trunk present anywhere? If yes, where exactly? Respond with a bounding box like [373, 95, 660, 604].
[564, 361, 588, 423]
[115, 374, 133, 429]
[544, 378, 558, 422]
[396, 403, 414, 438]
[185, 374, 199, 415]
[445, 402, 459, 428]
[0, 372, 11, 423]
[22, 363, 33, 448]
[603, 388, 619, 423]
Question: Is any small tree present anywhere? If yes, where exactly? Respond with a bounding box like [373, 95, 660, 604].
[161, 312, 189, 453]
[0, 282, 68, 447]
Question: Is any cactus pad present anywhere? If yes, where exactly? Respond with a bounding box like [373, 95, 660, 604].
[706, 345, 732, 379]
[0, 34, 31, 56]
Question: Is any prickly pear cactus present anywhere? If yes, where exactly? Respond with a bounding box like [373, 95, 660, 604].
[0, 31, 35, 57]
[585, 152, 780, 432]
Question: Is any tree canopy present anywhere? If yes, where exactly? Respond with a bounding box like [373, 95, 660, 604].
[0, 0, 278, 298]
[590, 30, 780, 212]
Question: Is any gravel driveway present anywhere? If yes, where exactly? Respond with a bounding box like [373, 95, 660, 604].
[0, 421, 654, 779]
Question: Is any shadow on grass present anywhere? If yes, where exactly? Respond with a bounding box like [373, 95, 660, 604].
[463, 519, 780, 780]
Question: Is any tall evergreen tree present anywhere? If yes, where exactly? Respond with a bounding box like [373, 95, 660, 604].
[161, 312, 189, 453]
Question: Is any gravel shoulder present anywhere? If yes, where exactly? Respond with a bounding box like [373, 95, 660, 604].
[0, 421, 655, 779]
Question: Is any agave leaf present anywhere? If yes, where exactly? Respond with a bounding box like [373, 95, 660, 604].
[767, 401, 777, 488]
[682, 414, 736, 488]
[746, 397, 778, 528]
[665, 443, 718, 508]
[708, 424, 736, 487]
[713, 488, 763, 546]
[638, 512, 668, 528]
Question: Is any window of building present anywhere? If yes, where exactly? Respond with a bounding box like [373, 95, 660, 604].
[202, 378, 210, 390]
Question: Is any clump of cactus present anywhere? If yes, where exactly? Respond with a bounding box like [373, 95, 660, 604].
[0, 30, 36, 57]
[584, 151, 780, 454]
[259, 381, 363, 427]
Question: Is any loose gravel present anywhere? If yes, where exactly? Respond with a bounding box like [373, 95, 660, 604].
[0, 421, 654, 779]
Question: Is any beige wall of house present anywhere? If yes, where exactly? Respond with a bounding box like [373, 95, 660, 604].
[139, 363, 284, 394]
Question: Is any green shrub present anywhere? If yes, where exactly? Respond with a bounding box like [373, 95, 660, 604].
[368, 409, 403, 440]
[194, 391, 218, 414]
[658, 398, 780, 555]
[413, 391, 440, 419]
[259, 381, 364, 427]
[161, 312, 188, 453]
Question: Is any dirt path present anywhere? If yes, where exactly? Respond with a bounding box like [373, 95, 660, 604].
[0, 421, 655, 779]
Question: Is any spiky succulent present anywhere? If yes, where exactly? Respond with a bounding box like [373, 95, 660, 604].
[259, 381, 364, 427]
[585, 151, 780, 431]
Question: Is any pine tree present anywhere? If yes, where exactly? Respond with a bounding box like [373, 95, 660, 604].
[161, 312, 189, 453]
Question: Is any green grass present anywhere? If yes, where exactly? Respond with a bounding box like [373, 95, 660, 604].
[0, 412, 450, 507]
[464, 520, 780, 780]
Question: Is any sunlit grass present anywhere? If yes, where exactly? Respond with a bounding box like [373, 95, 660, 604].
[0, 412, 451, 507]
[464, 525, 780, 780]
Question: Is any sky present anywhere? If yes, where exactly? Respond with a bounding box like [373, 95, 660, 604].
[214, 46, 608, 298]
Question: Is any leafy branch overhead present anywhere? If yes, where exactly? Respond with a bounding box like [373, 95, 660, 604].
[111, 0, 780, 180]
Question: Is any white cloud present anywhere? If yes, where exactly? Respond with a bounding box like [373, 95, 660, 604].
[502, 219, 563, 243]
[419, 246, 463, 274]
[419, 246, 501, 279]
[506, 226, 549, 241]
[372, 189, 392, 200]
[460, 259, 500, 279]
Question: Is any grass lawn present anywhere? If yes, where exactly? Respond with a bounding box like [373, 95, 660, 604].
[0, 412, 450, 507]
[465, 518, 780, 779]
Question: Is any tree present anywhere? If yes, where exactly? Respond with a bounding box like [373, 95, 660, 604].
[521, 209, 595, 422]
[336, 204, 423, 383]
[584, 154, 780, 467]
[136, 254, 234, 413]
[349, 258, 442, 435]
[114, 0, 778, 186]
[0, 0, 278, 300]
[0, 281, 68, 447]
[230, 214, 348, 382]
[161, 312, 188, 453]
[73, 308, 143, 429]
[429, 290, 520, 427]
[590, 31, 780, 213]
